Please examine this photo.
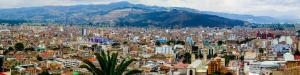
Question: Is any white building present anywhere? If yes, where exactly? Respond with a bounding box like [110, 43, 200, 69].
[155, 45, 173, 54]
[283, 53, 295, 61]
[186, 60, 207, 75]
[279, 36, 293, 45]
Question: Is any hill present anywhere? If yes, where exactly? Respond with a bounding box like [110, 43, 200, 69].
[0, 1, 248, 27]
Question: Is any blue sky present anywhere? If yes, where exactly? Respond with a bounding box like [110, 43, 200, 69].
[0, 0, 299, 19]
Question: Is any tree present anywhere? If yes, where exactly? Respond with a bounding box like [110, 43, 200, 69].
[25, 47, 35, 51]
[176, 40, 185, 45]
[112, 43, 121, 48]
[155, 41, 161, 46]
[3, 47, 14, 55]
[8, 47, 14, 51]
[195, 52, 203, 59]
[212, 71, 221, 75]
[240, 55, 244, 61]
[52, 47, 60, 50]
[80, 51, 142, 75]
[14, 43, 25, 51]
[213, 54, 218, 58]
[207, 54, 212, 59]
[294, 50, 300, 56]
[123, 41, 128, 45]
[37, 55, 43, 61]
[82, 45, 88, 50]
[217, 41, 223, 46]
[225, 72, 233, 75]
[183, 52, 191, 64]
[92, 44, 98, 51]
[0, 47, 4, 50]
[259, 48, 264, 54]
[39, 70, 50, 75]
[224, 54, 236, 67]
[167, 40, 176, 45]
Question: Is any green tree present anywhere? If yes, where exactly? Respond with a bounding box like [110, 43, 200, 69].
[195, 52, 203, 59]
[92, 44, 98, 48]
[224, 54, 236, 67]
[80, 51, 142, 75]
[224, 55, 230, 67]
[37, 55, 43, 61]
[207, 54, 212, 59]
[91, 44, 98, 51]
[259, 48, 264, 54]
[212, 71, 221, 75]
[155, 41, 161, 46]
[217, 41, 223, 46]
[213, 54, 218, 58]
[3, 47, 13, 55]
[39, 70, 50, 75]
[8, 46, 14, 51]
[167, 40, 176, 45]
[294, 50, 300, 56]
[52, 47, 60, 50]
[14, 43, 25, 51]
[25, 47, 35, 51]
[225, 72, 233, 75]
[176, 40, 185, 45]
[183, 52, 191, 64]
[123, 41, 128, 45]
[0, 47, 4, 50]
[112, 43, 121, 48]
[240, 55, 244, 61]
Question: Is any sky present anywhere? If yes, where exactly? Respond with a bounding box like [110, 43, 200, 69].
[0, 0, 299, 19]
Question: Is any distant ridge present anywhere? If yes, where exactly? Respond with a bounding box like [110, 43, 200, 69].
[0, 1, 249, 27]
[117, 9, 246, 27]
[0, 19, 27, 24]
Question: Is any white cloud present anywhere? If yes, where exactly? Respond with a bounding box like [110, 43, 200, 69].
[0, 0, 299, 19]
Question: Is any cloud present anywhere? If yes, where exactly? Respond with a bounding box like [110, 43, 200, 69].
[0, 0, 299, 19]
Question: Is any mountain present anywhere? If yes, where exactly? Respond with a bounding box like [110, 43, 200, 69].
[0, 1, 248, 27]
[170, 7, 299, 24]
[201, 11, 279, 23]
[200, 11, 297, 24]
[117, 9, 246, 27]
[0, 19, 27, 24]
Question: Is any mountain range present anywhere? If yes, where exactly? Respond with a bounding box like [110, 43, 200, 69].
[0, 1, 295, 27]
[171, 7, 299, 24]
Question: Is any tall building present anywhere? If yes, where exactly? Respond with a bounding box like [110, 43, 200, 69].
[82, 28, 87, 36]
[207, 59, 222, 75]
[186, 36, 194, 45]
[208, 48, 214, 57]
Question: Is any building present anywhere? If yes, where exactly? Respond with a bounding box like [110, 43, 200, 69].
[155, 45, 173, 54]
[272, 61, 300, 75]
[186, 60, 207, 75]
[207, 59, 221, 75]
[81, 28, 87, 36]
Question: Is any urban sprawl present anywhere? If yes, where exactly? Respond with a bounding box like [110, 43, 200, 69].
[0, 24, 300, 75]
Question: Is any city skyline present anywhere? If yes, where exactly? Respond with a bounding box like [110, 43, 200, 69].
[1, 0, 300, 75]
